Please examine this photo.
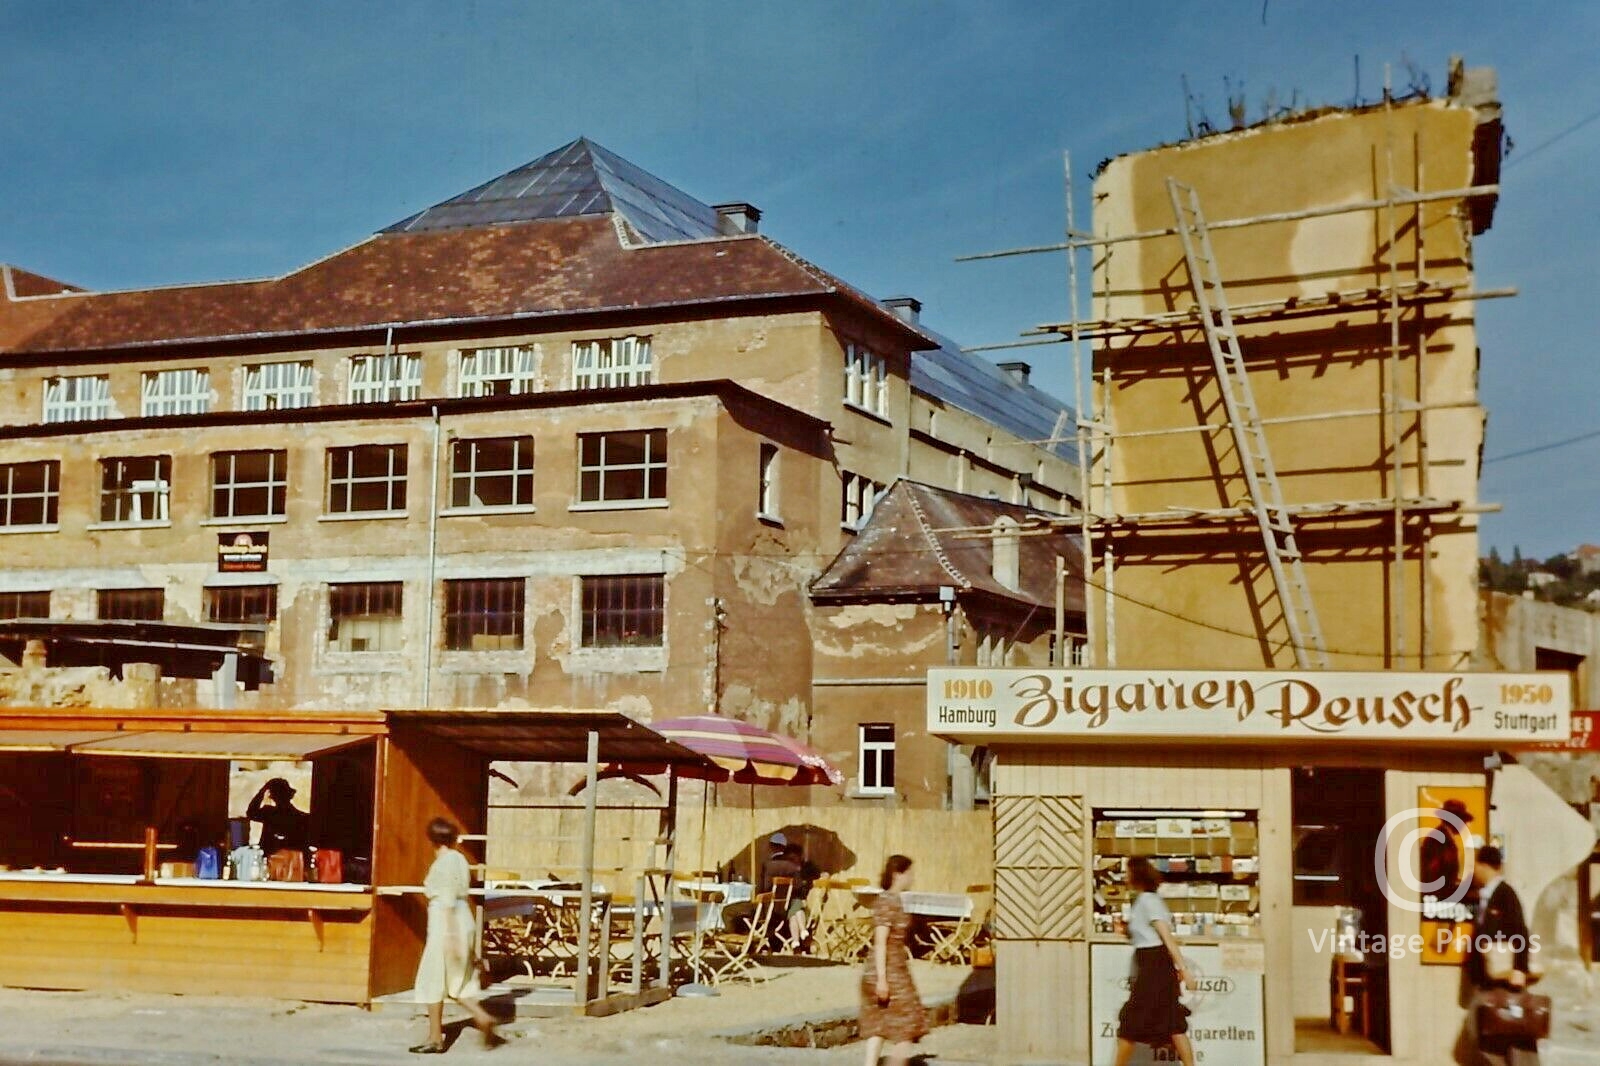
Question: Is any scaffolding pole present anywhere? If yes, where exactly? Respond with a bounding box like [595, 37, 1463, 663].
[1066, 150, 1096, 667]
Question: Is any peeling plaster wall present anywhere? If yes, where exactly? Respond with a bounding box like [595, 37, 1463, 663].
[1090, 99, 1489, 670]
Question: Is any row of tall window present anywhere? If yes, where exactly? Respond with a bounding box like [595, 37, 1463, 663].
[0, 430, 674, 529]
[38, 338, 654, 423]
[0, 575, 666, 653]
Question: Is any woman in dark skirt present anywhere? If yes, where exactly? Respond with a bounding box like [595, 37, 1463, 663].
[1114, 857, 1195, 1066]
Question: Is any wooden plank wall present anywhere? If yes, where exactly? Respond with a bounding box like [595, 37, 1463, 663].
[485, 804, 993, 894]
[0, 903, 373, 1003]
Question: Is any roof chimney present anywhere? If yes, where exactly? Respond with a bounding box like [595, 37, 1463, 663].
[713, 202, 761, 234]
[884, 296, 922, 325]
[997, 361, 1031, 387]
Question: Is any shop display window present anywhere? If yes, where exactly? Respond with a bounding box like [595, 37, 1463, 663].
[1092, 807, 1260, 938]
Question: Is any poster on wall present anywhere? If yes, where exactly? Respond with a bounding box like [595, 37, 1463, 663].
[1415, 784, 1488, 965]
[217, 531, 269, 573]
[1090, 942, 1265, 1066]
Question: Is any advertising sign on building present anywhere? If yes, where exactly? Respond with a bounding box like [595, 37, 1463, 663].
[927, 669, 1572, 746]
[217, 532, 269, 573]
[1533, 709, 1600, 751]
[1091, 942, 1264, 1066]
[1415, 784, 1488, 965]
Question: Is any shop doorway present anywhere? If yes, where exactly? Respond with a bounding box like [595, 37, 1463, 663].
[1292, 767, 1391, 1056]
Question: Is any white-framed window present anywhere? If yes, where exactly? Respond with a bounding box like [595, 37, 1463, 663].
[43, 375, 112, 423]
[0, 461, 59, 529]
[459, 346, 538, 397]
[243, 361, 315, 411]
[347, 353, 422, 403]
[844, 342, 888, 416]
[577, 430, 667, 504]
[450, 437, 535, 509]
[327, 444, 408, 515]
[572, 336, 652, 390]
[858, 723, 896, 795]
[141, 368, 210, 416]
[1069, 637, 1090, 667]
[758, 443, 779, 519]
[840, 471, 886, 530]
[211, 450, 289, 519]
[100, 456, 171, 524]
[328, 581, 403, 653]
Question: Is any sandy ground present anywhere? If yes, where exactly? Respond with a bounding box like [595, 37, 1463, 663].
[0, 962, 992, 1066]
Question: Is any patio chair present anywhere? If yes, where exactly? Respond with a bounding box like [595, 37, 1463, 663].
[694, 891, 776, 985]
[924, 883, 993, 966]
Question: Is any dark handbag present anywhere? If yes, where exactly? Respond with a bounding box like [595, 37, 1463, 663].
[1476, 989, 1551, 1042]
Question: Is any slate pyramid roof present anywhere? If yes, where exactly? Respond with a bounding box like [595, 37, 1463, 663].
[810, 480, 1084, 614]
[383, 137, 725, 243]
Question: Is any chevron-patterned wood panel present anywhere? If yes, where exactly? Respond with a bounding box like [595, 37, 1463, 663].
[992, 794, 1085, 941]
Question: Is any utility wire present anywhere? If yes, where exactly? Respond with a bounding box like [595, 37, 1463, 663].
[1504, 102, 1600, 171]
[1483, 426, 1600, 464]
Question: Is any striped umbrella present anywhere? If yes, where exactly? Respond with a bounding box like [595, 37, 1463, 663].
[651, 715, 843, 787]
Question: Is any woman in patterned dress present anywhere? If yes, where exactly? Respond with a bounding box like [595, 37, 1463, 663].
[409, 818, 503, 1054]
[860, 854, 927, 1066]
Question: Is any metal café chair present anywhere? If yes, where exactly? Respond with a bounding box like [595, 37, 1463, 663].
[924, 883, 992, 965]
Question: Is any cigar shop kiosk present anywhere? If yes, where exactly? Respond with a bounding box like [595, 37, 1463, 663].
[0, 707, 706, 1004]
[929, 667, 1572, 1066]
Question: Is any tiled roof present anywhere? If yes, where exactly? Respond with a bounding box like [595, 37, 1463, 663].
[0, 218, 931, 356]
[810, 479, 1083, 614]
[2, 265, 81, 299]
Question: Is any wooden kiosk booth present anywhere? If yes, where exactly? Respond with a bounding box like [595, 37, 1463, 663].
[929, 667, 1573, 1066]
[0, 707, 710, 1006]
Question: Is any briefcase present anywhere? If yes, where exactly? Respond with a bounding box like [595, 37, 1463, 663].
[1476, 989, 1551, 1042]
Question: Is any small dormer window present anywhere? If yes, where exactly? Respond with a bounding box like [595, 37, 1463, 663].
[992, 516, 1020, 591]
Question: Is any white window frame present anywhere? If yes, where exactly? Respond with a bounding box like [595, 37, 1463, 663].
[458, 346, 538, 397]
[576, 430, 667, 505]
[243, 361, 315, 411]
[758, 442, 780, 520]
[449, 436, 535, 510]
[141, 368, 211, 417]
[858, 723, 896, 796]
[844, 342, 888, 417]
[43, 375, 112, 423]
[0, 461, 60, 529]
[326, 444, 409, 516]
[211, 450, 289, 519]
[841, 471, 886, 530]
[347, 353, 422, 403]
[100, 456, 172, 524]
[1069, 637, 1090, 667]
[572, 336, 653, 390]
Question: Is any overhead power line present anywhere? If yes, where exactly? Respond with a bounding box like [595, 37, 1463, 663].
[1483, 426, 1600, 465]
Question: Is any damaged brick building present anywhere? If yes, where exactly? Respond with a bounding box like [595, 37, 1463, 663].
[0, 138, 1080, 807]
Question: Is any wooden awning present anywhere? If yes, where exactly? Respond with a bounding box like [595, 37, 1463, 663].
[386, 709, 716, 769]
[68, 731, 373, 761]
[0, 730, 122, 753]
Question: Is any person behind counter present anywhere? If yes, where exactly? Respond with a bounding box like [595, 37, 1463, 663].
[410, 817, 504, 1055]
[1113, 857, 1196, 1066]
[246, 778, 310, 855]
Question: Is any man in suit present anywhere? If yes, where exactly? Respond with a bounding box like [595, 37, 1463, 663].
[1466, 845, 1531, 991]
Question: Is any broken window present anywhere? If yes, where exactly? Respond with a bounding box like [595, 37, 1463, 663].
[97, 588, 165, 622]
[844, 342, 888, 416]
[206, 585, 278, 625]
[0, 460, 60, 528]
[243, 361, 315, 411]
[347, 353, 422, 403]
[141, 368, 211, 416]
[211, 450, 289, 519]
[580, 574, 664, 648]
[572, 336, 652, 390]
[0, 591, 50, 620]
[444, 578, 525, 651]
[758, 443, 780, 519]
[328, 581, 403, 653]
[100, 456, 172, 524]
[327, 444, 408, 515]
[450, 437, 534, 510]
[858, 723, 895, 795]
[839, 471, 885, 530]
[577, 430, 666, 505]
[459, 346, 538, 397]
[43, 374, 112, 423]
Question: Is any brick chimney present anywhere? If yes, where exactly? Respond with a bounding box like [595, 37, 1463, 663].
[713, 202, 761, 234]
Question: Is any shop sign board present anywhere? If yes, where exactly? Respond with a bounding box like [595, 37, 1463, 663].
[1532, 709, 1600, 751]
[1415, 784, 1489, 965]
[928, 669, 1571, 745]
[1091, 941, 1265, 1066]
[217, 531, 269, 573]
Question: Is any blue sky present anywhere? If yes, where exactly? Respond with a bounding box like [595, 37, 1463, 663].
[2, 2, 1596, 557]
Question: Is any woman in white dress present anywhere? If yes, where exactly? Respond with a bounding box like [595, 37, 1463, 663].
[410, 818, 503, 1054]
